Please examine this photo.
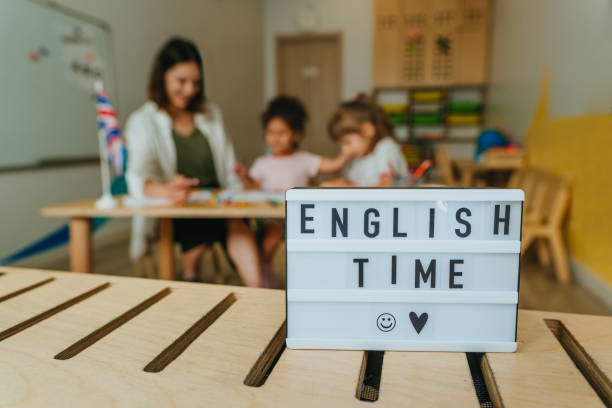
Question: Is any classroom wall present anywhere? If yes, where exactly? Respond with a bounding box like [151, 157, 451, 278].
[486, 0, 612, 139]
[1, 0, 264, 264]
[486, 0, 612, 291]
[0, 165, 107, 265]
[263, 0, 372, 101]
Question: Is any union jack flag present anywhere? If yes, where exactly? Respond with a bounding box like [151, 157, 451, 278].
[95, 86, 126, 176]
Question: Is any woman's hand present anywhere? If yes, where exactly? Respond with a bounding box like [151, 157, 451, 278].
[170, 174, 199, 189]
[143, 175, 197, 204]
[166, 175, 198, 204]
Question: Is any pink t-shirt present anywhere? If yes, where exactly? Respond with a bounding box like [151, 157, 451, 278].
[249, 151, 322, 192]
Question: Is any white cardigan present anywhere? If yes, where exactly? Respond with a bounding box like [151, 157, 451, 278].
[124, 101, 242, 260]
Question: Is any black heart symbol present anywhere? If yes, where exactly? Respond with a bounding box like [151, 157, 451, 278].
[409, 312, 428, 334]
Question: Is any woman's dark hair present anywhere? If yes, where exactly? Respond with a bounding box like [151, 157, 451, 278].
[327, 93, 394, 143]
[261, 96, 308, 133]
[148, 37, 205, 112]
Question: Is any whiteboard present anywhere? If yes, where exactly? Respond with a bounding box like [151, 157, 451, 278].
[0, 0, 117, 169]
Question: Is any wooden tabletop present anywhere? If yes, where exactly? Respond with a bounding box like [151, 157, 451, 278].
[453, 159, 523, 171]
[454, 149, 525, 172]
[0, 267, 610, 407]
[41, 195, 285, 219]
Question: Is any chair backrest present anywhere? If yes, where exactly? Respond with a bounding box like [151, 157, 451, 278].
[540, 175, 571, 227]
[434, 146, 457, 187]
[511, 168, 538, 215]
[507, 168, 526, 189]
[529, 170, 555, 224]
[512, 168, 570, 227]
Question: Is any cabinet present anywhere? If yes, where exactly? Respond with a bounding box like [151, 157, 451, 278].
[373, 0, 490, 87]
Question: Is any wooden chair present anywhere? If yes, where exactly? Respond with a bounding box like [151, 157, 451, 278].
[507, 167, 528, 189]
[434, 146, 459, 187]
[437, 146, 488, 187]
[517, 169, 555, 267]
[514, 169, 572, 283]
[136, 232, 238, 284]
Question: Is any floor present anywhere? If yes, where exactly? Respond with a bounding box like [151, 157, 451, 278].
[43, 236, 611, 317]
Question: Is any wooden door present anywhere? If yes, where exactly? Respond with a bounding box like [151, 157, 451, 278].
[276, 34, 342, 158]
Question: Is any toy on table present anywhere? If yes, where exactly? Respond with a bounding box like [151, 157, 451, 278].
[474, 128, 521, 161]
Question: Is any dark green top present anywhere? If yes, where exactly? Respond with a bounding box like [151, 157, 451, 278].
[172, 127, 219, 188]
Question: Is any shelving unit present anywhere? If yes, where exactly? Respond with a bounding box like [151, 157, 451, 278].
[375, 85, 486, 165]
[372, 0, 491, 166]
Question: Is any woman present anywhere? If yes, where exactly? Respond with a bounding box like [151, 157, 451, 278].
[125, 37, 262, 286]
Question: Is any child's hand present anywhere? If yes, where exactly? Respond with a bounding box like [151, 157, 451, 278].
[234, 162, 260, 190]
[234, 162, 248, 180]
[340, 143, 357, 159]
[318, 147, 355, 174]
[378, 162, 397, 187]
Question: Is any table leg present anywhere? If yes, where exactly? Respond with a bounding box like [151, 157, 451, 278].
[69, 217, 92, 273]
[461, 169, 474, 187]
[158, 218, 175, 280]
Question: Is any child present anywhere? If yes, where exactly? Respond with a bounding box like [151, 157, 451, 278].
[236, 95, 353, 286]
[323, 97, 410, 187]
[237, 96, 352, 191]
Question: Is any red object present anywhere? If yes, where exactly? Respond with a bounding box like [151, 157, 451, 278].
[412, 159, 432, 180]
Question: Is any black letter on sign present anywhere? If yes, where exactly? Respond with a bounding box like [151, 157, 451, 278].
[364, 208, 380, 238]
[393, 208, 407, 237]
[455, 208, 472, 238]
[494, 204, 511, 235]
[449, 259, 464, 289]
[415, 259, 436, 288]
[354, 258, 369, 288]
[429, 208, 435, 238]
[331, 207, 348, 237]
[391, 255, 397, 284]
[300, 204, 315, 234]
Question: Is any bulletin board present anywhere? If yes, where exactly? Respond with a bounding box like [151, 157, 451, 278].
[0, 0, 117, 169]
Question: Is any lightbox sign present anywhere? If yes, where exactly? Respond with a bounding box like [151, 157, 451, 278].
[285, 188, 524, 352]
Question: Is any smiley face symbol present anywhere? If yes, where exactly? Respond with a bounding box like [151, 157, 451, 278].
[376, 313, 396, 332]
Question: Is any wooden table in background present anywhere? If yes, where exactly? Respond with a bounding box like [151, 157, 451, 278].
[454, 159, 524, 187]
[41, 196, 285, 280]
[0, 267, 610, 407]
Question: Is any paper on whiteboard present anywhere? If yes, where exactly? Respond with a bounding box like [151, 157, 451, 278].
[56, 24, 103, 90]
